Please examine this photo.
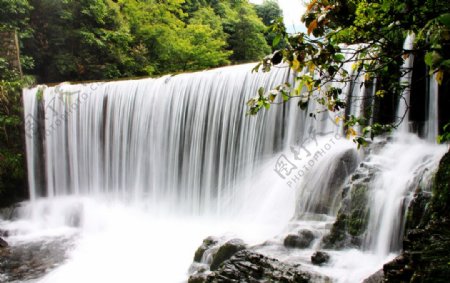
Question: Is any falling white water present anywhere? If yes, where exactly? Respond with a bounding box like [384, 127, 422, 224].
[397, 33, 415, 133]
[23, 64, 299, 211]
[426, 74, 439, 142]
[365, 133, 446, 255]
[1, 61, 444, 283]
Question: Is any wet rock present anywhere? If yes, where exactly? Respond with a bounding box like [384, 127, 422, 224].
[205, 250, 329, 282]
[0, 236, 8, 248]
[210, 239, 246, 271]
[0, 236, 74, 282]
[321, 162, 375, 249]
[294, 149, 359, 216]
[384, 254, 414, 281]
[194, 236, 218, 263]
[362, 269, 384, 283]
[188, 273, 208, 283]
[0, 229, 9, 237]
[311, 251, 330, 265]
[284, 229, 315, 249]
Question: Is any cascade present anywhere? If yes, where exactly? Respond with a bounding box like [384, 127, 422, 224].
[397, 33, 415, 133]
[426, 74, 439, 141]
[0, 61, 446, 283]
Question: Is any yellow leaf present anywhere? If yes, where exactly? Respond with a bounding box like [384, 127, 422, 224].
[292, 57, 301, 72]
[436, 69, 444, 85]
[335, 116, 342, 124]
[351, 63, 358, 71]
[307, 19, 318, 35]
[346, 127, 357, 139]
[308, 62, 315, 74]
[364, 73, 371, 81]
[375, 90, 385, 98]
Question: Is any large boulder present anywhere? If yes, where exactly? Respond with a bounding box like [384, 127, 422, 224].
[295, 149, 359, 216]
[204, 250, 329, 282]
[284, 229, 315, 249]
[209, 239, 246, 271]
[311, 251, 330, 265]
[321, 161, 376, 249]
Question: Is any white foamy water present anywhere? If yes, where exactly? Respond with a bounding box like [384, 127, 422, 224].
[3, 62, 444, 283]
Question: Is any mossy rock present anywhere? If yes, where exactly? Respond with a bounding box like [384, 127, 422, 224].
[210, 239, 246, 271]
[194, 236, 218, 263]
[322, 181, 370, 248]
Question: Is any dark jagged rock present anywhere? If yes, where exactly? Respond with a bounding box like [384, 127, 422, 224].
[204, 250, 329, 283]
[194, 236, 218, 262]
[210, 239, 246, 271]
[284, 229, 315, 249]
[362, 269, 384, 283]
[311, 251, 330, 265]
[0, 236, 8, 248]
[188, 273, 209, 283]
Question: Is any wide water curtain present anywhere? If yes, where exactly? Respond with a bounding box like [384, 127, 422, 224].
[19, 61, 447, 283]
[24, 64, 300, 213]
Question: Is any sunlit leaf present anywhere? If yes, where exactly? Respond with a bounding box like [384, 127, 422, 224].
[436, 69, 444, 85]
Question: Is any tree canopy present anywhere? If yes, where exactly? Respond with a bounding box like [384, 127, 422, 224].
[0, 0, 282, 83]
[248, 0, 450, 145]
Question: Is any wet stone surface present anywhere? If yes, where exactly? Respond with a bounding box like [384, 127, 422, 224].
[0, 236, 74, 282]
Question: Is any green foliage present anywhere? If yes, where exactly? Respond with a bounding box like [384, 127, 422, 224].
[437, 123, 450, 144]
[0, 0, 274, 82]
[0, 58, 31, 203]
[228, 4, 271, 62]
[0, 0, 31, 31]
[254, 0, 285, 50]
[249, 0, 450, 147]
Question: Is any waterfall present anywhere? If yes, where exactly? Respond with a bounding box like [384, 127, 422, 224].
[24, 64, 301, 213]
[1, 61, 444, 283]
[364, 134, 445, 255]
[426, 74, 439, 142]
[397, 33, 415, 132]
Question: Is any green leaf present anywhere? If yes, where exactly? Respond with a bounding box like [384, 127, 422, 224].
[272, 34, 281, 48]
[438, 13, 450, 28]
[258, 87, 265, 97]
[333, 53, 345, 62]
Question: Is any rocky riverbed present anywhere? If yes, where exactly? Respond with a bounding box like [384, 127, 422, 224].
[0, 234, 74, 282]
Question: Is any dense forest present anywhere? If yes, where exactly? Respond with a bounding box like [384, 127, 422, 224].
[0, 0, 281, 204]
[1, 0, 283, 83]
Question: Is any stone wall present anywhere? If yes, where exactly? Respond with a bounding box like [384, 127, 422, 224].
[0, 30, 22, 76]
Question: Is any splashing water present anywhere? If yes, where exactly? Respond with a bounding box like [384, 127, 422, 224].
[0, 63, 445, 283]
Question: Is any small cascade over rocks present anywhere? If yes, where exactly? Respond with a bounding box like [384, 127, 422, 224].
[0, 58, 446, 283]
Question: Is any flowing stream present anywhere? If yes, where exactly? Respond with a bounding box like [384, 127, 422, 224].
[0, 63, 446, 282]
